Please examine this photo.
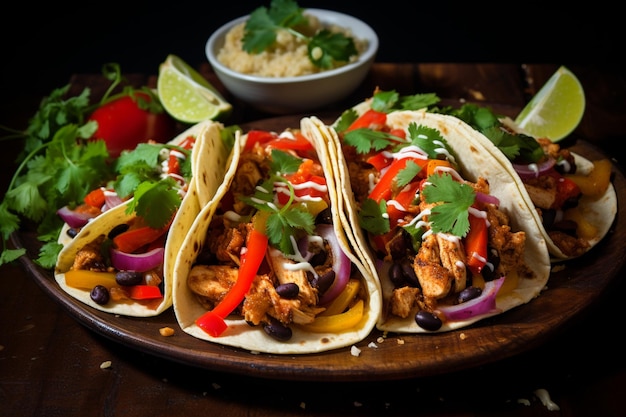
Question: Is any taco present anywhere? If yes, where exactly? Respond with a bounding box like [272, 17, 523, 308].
[54, 120, 234, 317]
[470, 113, 616, 260]
[171, 117, 381, 354]
[317, 107, 551, 333]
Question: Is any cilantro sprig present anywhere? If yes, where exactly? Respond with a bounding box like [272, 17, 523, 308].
[422, 173, 476, 237]
[242, 0, 358, 69]
[239, 149, 315, 254]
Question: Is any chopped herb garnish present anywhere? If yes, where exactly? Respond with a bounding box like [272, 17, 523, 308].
[243, 0, 358, 69]
[422, 173, 476, 237]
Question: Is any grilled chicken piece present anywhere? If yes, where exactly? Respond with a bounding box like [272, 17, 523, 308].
[435, 233, 467, 293]
[484, 204, 535, 279]
[413, 234, 453, 300]
[244, 275, 323, 325]
[266, 248, 318, 305]
[187, 264, 238, 309]
[71, 235, 107, 271]
[390, 286, 420, 318]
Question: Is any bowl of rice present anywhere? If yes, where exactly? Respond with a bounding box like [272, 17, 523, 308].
[206, 8, 378, 114]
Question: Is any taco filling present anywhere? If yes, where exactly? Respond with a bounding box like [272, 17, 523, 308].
[187, 130, 367, 340]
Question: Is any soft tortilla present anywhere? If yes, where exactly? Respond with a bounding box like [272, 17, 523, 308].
[54, 120, 227, 317]
[171, 117, 382, 354]
[322, 108, 552, 333]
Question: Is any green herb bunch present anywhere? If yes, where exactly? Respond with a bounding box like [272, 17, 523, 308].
[0, 65, 188, 268]
[242, 0, 358, 69]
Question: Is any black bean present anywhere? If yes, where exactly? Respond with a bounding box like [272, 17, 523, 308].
[315, 208, 333, 224]
[90, 285, 110, 305]
[311, 270, 335, 295]
[457, 286, 482, 304]
[415, 310, 442, 331]
[276, 283, 299, 299]
[66, 228, 79, 239]
[388, 258, 420, 288]
[108, 224, 130, 240]
[388, 262, 405, 287]
[263, 318, 292, 341]
[308, 250, 327, 267]
[399, 258, 420, 287]
[116, 270, 143, 286]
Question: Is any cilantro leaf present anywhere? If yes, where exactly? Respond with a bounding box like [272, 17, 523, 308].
[358, 198, 390, 235]
[343, 128, 402, 154]
[422, 173, 475, 237]
[407, 123, 454, 160]
[395, 160, 421, 189]
[308, 30, 357, 68]
[367, 90, 440, 113]
[334, 108, 359, 133]
[270, 149, 302, 174]
[127, 179, 182, 229]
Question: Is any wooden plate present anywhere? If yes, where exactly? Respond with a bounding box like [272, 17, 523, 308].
[12, 114, 626, 382]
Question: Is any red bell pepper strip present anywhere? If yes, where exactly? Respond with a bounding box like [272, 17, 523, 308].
[465, 212, 488, 275]
[386, 181, 421, 226]
[243, 130, 277, 151]
[113, 223, 170, 253]
[553, 175, 581, 209]
[167, 152, 181, 175]
[346, 109, 387, 131]
[366, 152, 393, 171]
[369, 157, 427, 203]
[265, 132, 314, 153]
[84, 188, 106, 208]
[195, 228, 269, 337]
[128, 285, 163, 300]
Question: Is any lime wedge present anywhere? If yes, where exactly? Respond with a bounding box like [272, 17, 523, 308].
[514, 66, 585, 142]
[157, 54, 232, 123]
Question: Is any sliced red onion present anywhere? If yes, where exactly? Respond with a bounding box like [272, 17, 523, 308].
[436, 276, 505, 322]
[475, 191, 500, 207]
[103, 192, 124, 211]
[56, 206, 99, 228]
[110, 246, 165, 272]
[512, 157, 556, 179]
[316, 224, 352, 305]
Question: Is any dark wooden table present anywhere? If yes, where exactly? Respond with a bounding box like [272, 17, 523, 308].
[2, 63, 625, 417]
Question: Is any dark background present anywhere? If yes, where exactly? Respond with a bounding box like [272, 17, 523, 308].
[1, 1, 621, 117]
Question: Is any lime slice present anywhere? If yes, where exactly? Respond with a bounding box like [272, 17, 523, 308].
[514, 66, 585, 142]
[157, 54, 232, 123]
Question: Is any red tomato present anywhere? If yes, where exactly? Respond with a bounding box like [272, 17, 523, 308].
[88, 92, 177, 158]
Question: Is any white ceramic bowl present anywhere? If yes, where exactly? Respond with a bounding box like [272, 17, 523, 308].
[206, 9, 378, 114]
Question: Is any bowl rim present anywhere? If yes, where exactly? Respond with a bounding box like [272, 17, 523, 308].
[206, 8, 379, 85]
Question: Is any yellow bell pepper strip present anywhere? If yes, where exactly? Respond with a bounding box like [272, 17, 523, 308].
[465, 212, 488, 275]
[196, 228, 269, 337]
[300, 299, 364, 333]
[320, 279, 361, 316]
[564, 158, 612, 198]
[64, 270, 118, 290]
[128, 285, 163, 300]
